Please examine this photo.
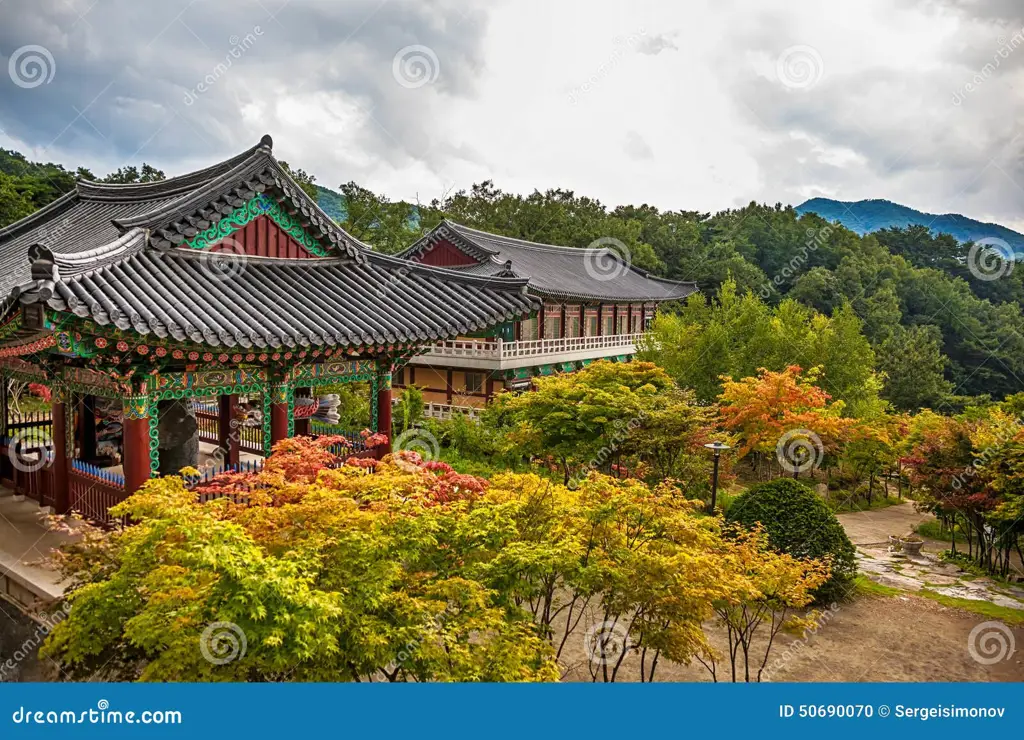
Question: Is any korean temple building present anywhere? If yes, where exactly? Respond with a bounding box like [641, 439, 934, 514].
[0, 135, 537, 520]
[395, 221, 696, 416]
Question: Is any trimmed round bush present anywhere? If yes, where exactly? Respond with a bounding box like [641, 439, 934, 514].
[726, 478, 857, 602]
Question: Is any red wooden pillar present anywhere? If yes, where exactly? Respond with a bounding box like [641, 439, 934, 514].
[270, 383, 290, 450]
[596, 304, 603, 336]
[538, 305, 545, 340]
[122, 396, 152, 496]
[376, 361, 393, 454]
[218, 394, 240, 467]
[50, 399, 69, 514]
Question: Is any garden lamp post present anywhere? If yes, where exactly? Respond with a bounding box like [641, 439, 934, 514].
[704, 442, 731, 513]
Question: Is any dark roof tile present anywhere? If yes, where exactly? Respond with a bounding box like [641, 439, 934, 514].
[400, 221, 697, 303]
[2, 136, 538, 348]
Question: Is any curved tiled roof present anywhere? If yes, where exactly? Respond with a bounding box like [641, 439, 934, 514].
[15, 236, 534, 349]
[399, 220, 698, 303]
[0, 135, 367, 307]
[2, 136, 538, 348]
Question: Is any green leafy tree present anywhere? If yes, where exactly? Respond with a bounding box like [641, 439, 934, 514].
[100, 163, 166, 183]
[491, 360, 675, 484]
[278, 160, 319, 200]
[640, 280, 880, 411]
[0, 171, 35, 228]
[726, 478, 857, 603]
[877, 325, 952, 410]
[340, 182, 423, 254]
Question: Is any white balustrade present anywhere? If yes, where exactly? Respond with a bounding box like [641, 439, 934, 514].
[415, 333, 645, 363]
[423, 403, 482, 421]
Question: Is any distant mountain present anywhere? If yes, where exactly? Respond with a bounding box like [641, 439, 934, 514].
[795, 198, 1024, 256]
[315, 184, 422, 231]
[316, 185, 348, 223]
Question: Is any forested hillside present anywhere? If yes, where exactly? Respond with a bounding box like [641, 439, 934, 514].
[2, 150, 1021, 406]
[797, 197, 1024, 256]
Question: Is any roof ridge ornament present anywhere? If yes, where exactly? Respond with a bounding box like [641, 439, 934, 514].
[28, 244, 58, 282]
[258, 133, 273, 151]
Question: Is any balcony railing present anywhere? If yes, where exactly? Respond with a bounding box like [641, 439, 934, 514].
[423, 403, 482, 421]
[411, 333, 646, 369]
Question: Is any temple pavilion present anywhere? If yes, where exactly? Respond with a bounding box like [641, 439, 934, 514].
[394, 221, 696, 415]
[0, 135, 537, 520]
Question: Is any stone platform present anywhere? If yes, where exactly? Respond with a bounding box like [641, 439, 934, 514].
[0, 490, 77, 612]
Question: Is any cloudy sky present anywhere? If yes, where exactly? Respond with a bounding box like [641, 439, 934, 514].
[1, 0, 1022, 230]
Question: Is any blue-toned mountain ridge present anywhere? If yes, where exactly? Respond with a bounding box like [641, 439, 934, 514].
[795, 198, 1023, 256]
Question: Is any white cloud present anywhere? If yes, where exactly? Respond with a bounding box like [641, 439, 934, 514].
[1, 0, 1022, 232]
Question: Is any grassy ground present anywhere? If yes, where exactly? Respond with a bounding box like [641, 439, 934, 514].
[915, 519, 962, 545]
[827, 492, 906, 514]
[920, 590, 1024, 626]
[856, 576, 1024, 626]
[721, 478, 907, 515]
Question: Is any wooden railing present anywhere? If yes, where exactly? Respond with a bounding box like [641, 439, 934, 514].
[188, 437, 379, 505]
[6, 410, 53, 436]
[308, 421, 372, 452]
[413, 333, 645, 362]
[194, 401, 264, 455]
[195, 402, 219, 444]
[1, 411, 56, 508]
[69, 460, 126, 525]
[422, 403, 482, 421]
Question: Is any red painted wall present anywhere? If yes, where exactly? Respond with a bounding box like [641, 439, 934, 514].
[415, 239, 479, 267]
[227, 215, 317, 258]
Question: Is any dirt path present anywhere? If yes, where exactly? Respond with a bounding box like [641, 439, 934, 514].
[557, 502, 1024, 682]
[836, 502, 1024, 610]
[836, 502, 931, 547]
[556, 593, 1024, 682]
